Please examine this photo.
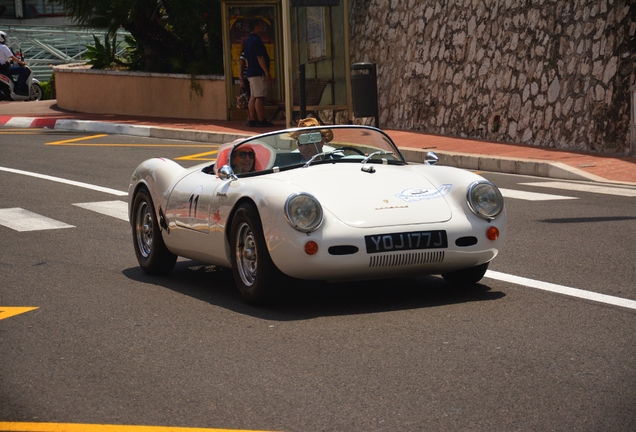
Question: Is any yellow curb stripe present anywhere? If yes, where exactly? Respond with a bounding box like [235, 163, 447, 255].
[0, 422, 278, 432]
[0, 131, 47, 134]
[46, 143, 217, 148]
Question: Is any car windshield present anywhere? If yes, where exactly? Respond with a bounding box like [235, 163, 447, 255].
[217, 125, 406, 176]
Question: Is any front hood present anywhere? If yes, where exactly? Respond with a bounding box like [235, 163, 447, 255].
[285, 164, 453, 228]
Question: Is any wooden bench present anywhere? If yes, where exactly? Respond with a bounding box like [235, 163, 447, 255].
[269, 78, 334, 123]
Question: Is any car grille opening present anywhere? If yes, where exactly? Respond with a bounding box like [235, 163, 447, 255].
[328, 245, 359, 255]
[455, 236, 478, 247]
[369, 251, 445, 268]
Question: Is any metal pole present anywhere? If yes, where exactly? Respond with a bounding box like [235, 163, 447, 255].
[299, 63, 306, 119]
[343, 0, 353, 124]
[281, 0, 294, 128]
[631, 85, 636, 156]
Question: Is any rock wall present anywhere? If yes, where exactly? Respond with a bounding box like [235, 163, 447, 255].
[349, 0, 636, 154]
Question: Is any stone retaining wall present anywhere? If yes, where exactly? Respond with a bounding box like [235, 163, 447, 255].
[349, 0, 636, 154]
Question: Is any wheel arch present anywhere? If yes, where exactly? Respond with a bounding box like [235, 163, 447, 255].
[225, 197, 260, 245]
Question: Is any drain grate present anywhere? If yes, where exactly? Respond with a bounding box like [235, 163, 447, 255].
[369, 251, 445, 267]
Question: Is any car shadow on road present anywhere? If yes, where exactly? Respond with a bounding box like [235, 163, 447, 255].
[122, 261, 505, 321]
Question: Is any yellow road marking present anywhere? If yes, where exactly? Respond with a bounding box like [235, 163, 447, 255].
[0, 307, 38, 320]
[46, 134, 109, 145]
[176, 149, 219, 161]
[0, 131, 47, 134]
[43, 134, 220, 156]
[46, 143, 218, 148]
[0, 422, 277, 432]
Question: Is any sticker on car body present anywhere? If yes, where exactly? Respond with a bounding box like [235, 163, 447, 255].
[396, 184, 452, 202]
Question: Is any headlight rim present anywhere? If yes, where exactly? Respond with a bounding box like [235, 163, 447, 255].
[466, 180, 504, 221]
[284, 192, 323, 233]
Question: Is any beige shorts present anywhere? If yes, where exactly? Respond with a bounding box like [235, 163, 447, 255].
[248, 75, 269, 98]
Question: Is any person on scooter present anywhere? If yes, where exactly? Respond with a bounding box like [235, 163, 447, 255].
[0, 31, 28, 95]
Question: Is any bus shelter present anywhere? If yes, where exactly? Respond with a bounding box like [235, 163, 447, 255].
[221, 0, 353, 126]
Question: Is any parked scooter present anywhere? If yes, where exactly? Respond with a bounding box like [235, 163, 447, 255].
[0, 36, 42, 102]
[0, 63, 42, 101]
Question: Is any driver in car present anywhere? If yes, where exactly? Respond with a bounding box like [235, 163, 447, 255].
[231, 147, 256, 174]
[292, 118, 334, 161]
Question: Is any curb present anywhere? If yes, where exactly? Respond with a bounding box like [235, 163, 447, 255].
[0, 115, 621, 184]
[398, 147, 607, 183]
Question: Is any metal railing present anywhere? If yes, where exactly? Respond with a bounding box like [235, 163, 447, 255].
[3, 25, 130, 81]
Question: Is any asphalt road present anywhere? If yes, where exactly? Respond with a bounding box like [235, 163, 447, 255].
[1, 128, 635, 431]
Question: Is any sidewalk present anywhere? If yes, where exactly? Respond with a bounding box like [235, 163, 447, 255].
[1, 100, 635, 185]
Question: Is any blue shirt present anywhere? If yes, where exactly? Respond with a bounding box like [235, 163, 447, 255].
[244, 33, 269, 78]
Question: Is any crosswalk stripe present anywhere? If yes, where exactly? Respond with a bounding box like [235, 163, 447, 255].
[499, 188, 577, 201]
[73, 200, 129, 222]
[520, 181, 636, 197]
[0, 208, 74, 232]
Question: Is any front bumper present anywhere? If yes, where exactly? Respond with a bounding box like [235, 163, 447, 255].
[265, 209, 507, 282]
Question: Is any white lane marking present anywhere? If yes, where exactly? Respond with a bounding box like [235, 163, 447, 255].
[499, 188, 577, 201]
[486, 270, 636, 311]
[521, 181, 636, 197]
[73, 200, 129, 222]
[0, 208, 75, 232]
[0, 166, 127, 196]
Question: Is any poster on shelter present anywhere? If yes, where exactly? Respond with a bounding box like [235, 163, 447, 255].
[307, 7, 328, 61]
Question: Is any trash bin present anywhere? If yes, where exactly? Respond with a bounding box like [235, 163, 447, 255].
[351, 62, 379, 128]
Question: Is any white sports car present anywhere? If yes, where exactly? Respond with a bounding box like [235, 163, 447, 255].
[128, 125, 506, 303]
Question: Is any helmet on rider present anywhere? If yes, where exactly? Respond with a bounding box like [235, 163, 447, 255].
[0, 31, 7, 44]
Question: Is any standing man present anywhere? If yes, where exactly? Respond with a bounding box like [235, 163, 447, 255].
[244, 20, 273, 127]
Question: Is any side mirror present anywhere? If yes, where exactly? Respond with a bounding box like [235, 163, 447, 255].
[217, 164, 237, 180]
[425, 151, 439, 166]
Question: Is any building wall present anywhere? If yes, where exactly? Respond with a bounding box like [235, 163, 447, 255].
[349, 0, 636, 154]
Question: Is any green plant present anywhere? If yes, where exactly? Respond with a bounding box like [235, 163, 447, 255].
[122, 35, 144, 71]
[49, 0, 223, 75]
[39, 81, 51, 100]
[84, 34, 120, 69]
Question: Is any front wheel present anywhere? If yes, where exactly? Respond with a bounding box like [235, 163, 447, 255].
[132, 187, 177, 275]
[230, 203, 280, 304]
[29, 83, 42, 101]
[442, 262, 489, 286]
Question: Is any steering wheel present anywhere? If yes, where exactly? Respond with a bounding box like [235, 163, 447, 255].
[335, 146, 365, 156]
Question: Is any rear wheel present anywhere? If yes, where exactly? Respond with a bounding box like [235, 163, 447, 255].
[230, 203, 280, 304]
[132, 187, 177, 275]
[442, 262, 489, 286]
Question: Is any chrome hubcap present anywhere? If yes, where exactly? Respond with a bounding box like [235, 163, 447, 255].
[235, 222, 257, 287]
[135, 201, 153, 258]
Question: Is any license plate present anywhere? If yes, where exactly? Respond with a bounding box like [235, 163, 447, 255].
[365, 230, 448, 253]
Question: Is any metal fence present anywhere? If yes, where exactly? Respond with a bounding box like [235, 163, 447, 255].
[3, 25, 129, 82]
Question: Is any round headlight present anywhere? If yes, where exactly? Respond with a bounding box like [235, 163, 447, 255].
[467, 180, 504, 220]
[285, 193, 323, 232]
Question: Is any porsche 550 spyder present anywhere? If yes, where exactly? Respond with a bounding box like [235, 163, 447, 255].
[128, 124, 506, 303]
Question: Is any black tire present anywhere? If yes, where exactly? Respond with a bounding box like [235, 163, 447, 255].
[442, 262, 489, 286]
[230, 203, 280, 304]
[132, 187, 177, 275]
[29, 83, 43, 101]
